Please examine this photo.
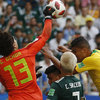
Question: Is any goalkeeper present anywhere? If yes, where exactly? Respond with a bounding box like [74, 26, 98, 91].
[0, 6, 55, 100]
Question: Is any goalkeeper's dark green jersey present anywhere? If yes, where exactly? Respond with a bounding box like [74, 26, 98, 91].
[47, 76, 84, 100]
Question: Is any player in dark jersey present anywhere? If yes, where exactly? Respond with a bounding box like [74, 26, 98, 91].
[0, 6, 55, 100]
[42, 51, 85, 100]
[45, 65, 61, 85]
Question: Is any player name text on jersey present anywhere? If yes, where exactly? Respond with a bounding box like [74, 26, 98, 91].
[65, 81, 81, 89]
[5, 52, 22, 61]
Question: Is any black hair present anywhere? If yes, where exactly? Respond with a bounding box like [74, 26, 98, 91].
[56, 30, 63, 36]
[0, 31, 14, 56]
[57, 30, 63, 34]
[45, 65, 61, 75]
[15, 28, 22, 33]
[70, 36, 90, 49]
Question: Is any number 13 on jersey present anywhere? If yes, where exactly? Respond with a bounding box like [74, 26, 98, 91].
[4, 58, 33, 86]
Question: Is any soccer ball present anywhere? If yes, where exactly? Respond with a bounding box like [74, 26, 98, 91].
[48, 0, 66, 18]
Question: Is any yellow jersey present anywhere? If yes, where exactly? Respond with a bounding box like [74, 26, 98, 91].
[75, 49, 100, 94]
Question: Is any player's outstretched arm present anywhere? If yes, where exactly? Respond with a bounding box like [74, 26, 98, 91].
[41, 47, 79, 75]
[25, 6, 55, 55]
[41, 48, 61, 69]
[41, 6, 55, 40]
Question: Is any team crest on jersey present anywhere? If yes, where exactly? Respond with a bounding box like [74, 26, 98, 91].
[48, 89, 55, 96]
[78, 62, 85, 68]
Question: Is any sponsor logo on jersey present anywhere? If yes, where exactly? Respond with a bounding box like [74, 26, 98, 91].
[48, 89, 55, 96]
[78, 62, 85, 68]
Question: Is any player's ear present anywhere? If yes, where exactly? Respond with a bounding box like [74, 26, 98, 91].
[13, 39, 18, 50]
[56, 75, 60, 80]
[58, 74, 61, 79]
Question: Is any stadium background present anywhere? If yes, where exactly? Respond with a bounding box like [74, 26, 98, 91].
[0, 0, 100, 100]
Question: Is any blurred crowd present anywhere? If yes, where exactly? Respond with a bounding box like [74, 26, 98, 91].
[0, 0, 100, 99]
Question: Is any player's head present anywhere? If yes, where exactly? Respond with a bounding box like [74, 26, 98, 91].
[60, 52, 77, 73]
[45, 65, 61, 85]
[70, 36, 91, 62]
[0, 31, 18, 56]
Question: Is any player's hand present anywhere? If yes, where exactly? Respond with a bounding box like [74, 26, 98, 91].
[57, 46, 72, 53]
[43, 6, 55, 19]
[41, 47, 54, 59]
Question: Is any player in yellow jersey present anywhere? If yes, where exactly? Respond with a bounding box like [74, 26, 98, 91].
[41, 36, 100, 95]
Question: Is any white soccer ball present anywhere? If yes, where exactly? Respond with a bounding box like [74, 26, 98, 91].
[48, 0, 66, 18]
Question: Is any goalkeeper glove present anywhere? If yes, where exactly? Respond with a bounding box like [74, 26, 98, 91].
[43, 6, 55, 19]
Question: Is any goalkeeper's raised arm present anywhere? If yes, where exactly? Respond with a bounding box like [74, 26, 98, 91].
[24, 6, 55, 55]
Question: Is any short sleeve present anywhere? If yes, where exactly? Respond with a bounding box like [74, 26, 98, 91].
[47, 82, 60, 100]
[75, 57, 95, 73]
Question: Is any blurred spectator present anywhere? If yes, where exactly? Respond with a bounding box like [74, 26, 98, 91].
[88, 0, 100, 19]
[73, 30, 81, 39]
[22, 38, 29, 48]
[56, 14, 74, 30]
[95, 33, 100, 50]
[82, 0, 90, 7]
[49, 31, 67, 58]
[74, 0, 82, 15]
[82, 0, 100, 8]
[64, 0, 74, 6]
[4, 15, 18, 35]
[37, 72, 48, 100]
[35, 0, 46, 23]
[11, 0, 18, 12]
[16, 0, 25, 21]
[64, 18, 75, 41]
[5, 4, 16, 24]
[39, 54, 53, 73]
[25, 17, 38, 41]
[23, 2, 37, 25]
[0, 15, 6, 30]
[94, 12, 100, 31]
[64, 1, 76, 18]
[80, 16, 99, 50]
[0, 0, 8, 15]
[14, 27, 23, 48]
[75, 6, 89, 28]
